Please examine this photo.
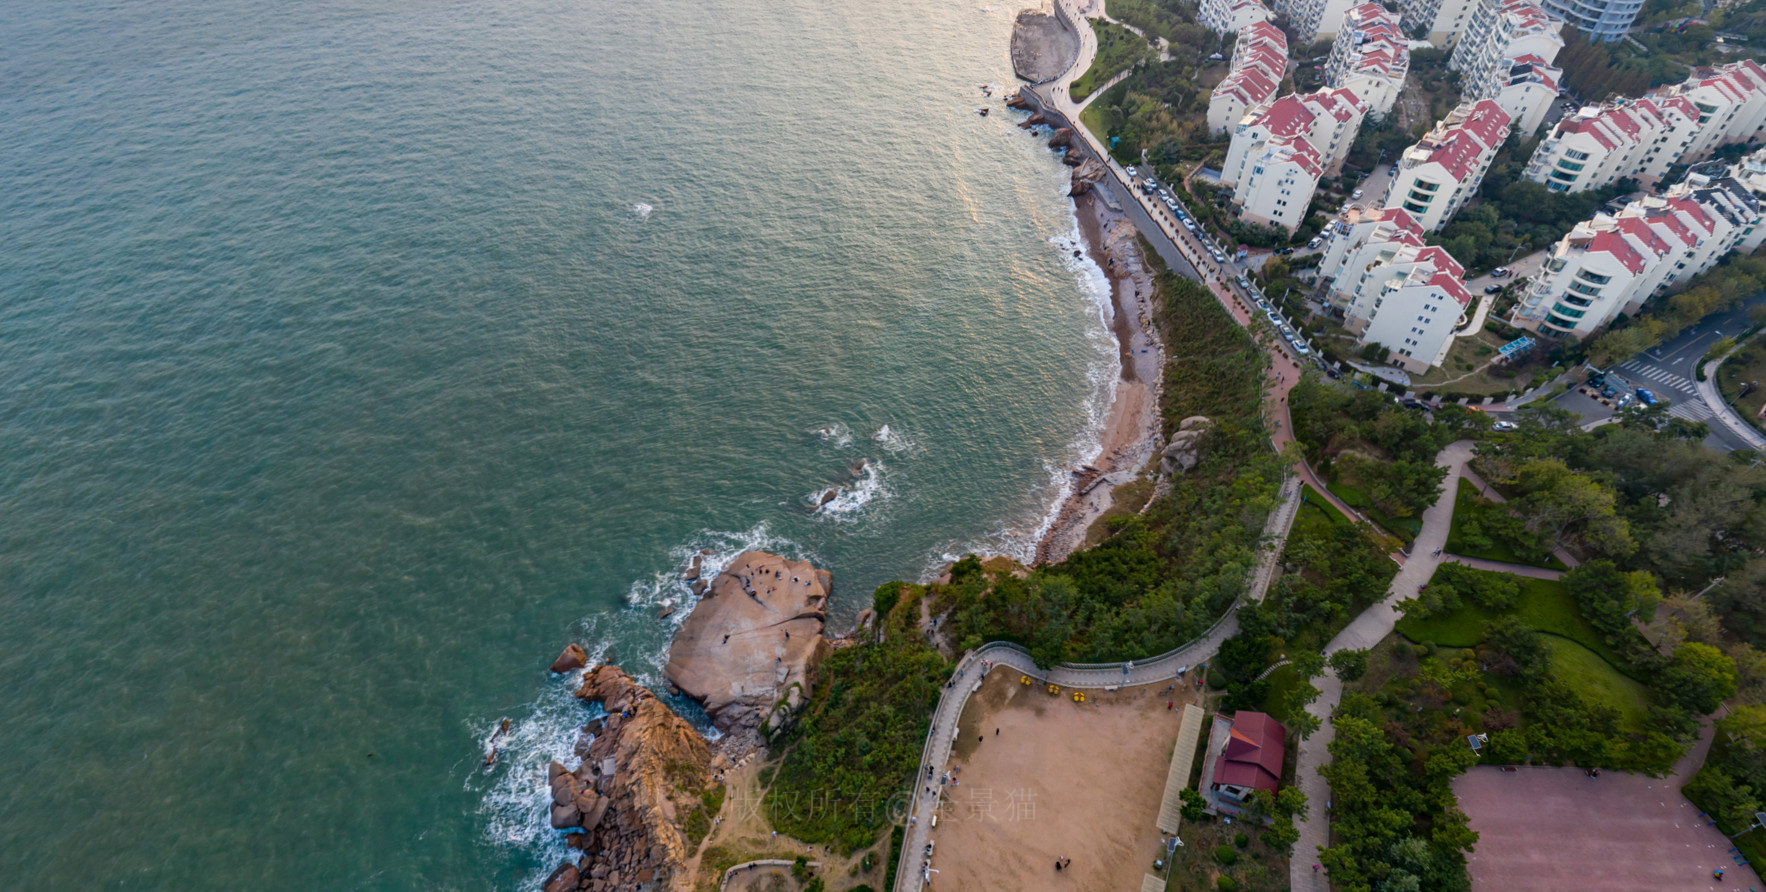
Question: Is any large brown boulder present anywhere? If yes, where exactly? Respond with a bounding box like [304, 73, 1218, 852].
[664, 551, 830, 736]
[550, 644, 588, 674]
[1070, 157, 1108, 195]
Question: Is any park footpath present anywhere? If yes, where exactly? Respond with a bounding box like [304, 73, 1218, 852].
[1287, 440, 1475, 890]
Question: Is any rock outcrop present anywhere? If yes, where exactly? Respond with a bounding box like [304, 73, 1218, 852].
[1010, 8, 1079, 84]
[1006, 89, 1032, 111]
[1069, 156, 1107, 195]
[551, 644, 588, 674]
[1047, 126, 1077, 151]
[1161, 416, 1214, 474]
[664, 551, 830, 737]
[542, 664, 714, 892]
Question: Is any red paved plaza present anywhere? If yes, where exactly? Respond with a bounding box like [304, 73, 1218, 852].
[1455, 765, 1760, 891]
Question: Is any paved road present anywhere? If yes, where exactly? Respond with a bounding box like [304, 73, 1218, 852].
[1289, 439, 1476, 890]
[1547, 297, 1766, 452]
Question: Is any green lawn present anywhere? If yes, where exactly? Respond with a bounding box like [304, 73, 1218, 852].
[1394, 571, 1636, 677]
[1301, 483, 1353, 529]
[1260, 662, 1303, 724]
[1546, 636, 1652, 733]
[1445, 478, 1566, 570]
[1070, 20, 1153, 102]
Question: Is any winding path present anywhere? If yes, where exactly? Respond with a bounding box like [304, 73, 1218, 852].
[1288, 440, 1476, 890]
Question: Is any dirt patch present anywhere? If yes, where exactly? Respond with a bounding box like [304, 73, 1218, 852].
[1011, 7, 1079, 84]
[923, 668, 1199, 891]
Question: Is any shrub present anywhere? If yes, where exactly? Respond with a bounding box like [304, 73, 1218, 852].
[1234, 831, 1249, 848]
[1215, 843, 1238, 865]
[1217, 877, 1240, 891]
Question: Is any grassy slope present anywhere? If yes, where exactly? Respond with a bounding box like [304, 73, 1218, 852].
[1394, 573, 1632, 674]
[1544, 636, 1651, 732]
[1070, 20, 1151, 102]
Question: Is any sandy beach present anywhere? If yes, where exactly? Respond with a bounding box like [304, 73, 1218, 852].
[1035, 186, 1165, 565]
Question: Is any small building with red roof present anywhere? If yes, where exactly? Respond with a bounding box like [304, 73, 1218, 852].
[1207, 711, 1287, 810]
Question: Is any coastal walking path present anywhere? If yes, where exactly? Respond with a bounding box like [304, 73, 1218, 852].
[1288, 439, 1475, 891]
[1698, 353, 1766, 451]
[892, 475, 1303, 891]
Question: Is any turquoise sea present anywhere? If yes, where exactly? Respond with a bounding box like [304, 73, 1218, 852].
[0, 0, 1117, 887]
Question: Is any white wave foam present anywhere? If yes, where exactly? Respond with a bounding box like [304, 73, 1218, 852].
[871, 424, 914, 454]
[478, 524, 805, 878]
[631, 202, 653, 221]
[811, 423, 853, 447]
[811, 461, 889, 520]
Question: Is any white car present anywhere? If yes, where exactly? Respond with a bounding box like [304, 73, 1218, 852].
[1292, 341, 1312, 355]
[1126, 166, 1139, 177]
[1351, 189, 1364, 200]
[1307, 236, 1323, 249]
[1492, 421, 1518, 431]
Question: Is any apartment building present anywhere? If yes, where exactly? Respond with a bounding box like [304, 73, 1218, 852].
[1201, 0, 1276, 35]
[1538, 0, 1644, 43]
[1489, 56, 1564, 137]
[1288, 0, 1357, 44]
[1446, 0, 1563, 136]
[1522, 96, 1703, 192]
[1222, 89, 1367, 232]
[1208, 22, 1289, 134]
[1325, 4, 1409, 119]
[1383, 100, 1513, 231]
[1234, 136, 1327, 232]
[1317, 207, 1474, 371]
[1509, 178, 1765, 338]
[1224, 89, 1366, 184]
[1524, 60, 1766, 192]
[1400, 0, 1483, 48]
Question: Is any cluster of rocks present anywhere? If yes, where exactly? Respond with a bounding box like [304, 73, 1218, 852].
[1161, 416, 1214, 474]
[541, 664, 713, 892]
[664, 551, 830, 738]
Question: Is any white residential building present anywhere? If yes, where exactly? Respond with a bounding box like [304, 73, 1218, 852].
[1400, 0, 1483, 48]
[1208, 22, 1288, 134]
[1522, 95, 1703, 192]
[1448, 0, 1564, 136]
[1539, 0, 1643, 43]
[1509, 178, 1765, 338]
[1325, 4, 1409, 119]
[1288, 0, 1358, 44]
[1201, 0, 1276, 34]
[1524, 60, 1766, 192]
[1383, 99, 1513, 231]
[1321, 206, 1475, 371]
[1234, 135, 1327, 232]
[1490, 56, 1563, 138]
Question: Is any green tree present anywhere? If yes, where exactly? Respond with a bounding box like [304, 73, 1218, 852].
[1511, 458, 1634, 556]
[1329, 648, 1370, 682]
[1660, 642, 1739, 715]
[1563, 560, 1661, 647]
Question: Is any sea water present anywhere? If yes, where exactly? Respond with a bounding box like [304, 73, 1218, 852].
[0, 0, 1117, 886]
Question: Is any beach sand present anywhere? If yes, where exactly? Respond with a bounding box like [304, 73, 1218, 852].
[1036, 187, 1164, 565]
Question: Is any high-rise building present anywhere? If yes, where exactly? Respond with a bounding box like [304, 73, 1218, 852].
[1325, 4, 1409, 119]
[1201, 0, 1276, 34]
[1318, 207, 1475, 372]
[1523, 96, 1705, 192]
[1208, 22, 1289, 134]
[1537, 0, 1644, 42]
[1400, 0, 1483, 48]
[1288, 0, 1358, 44]
[1383, 100, 1513, 231]
[1448, 0, 1564, 135]
[1509, 178, 1765, 338]
[1222, 89, 1367, 233]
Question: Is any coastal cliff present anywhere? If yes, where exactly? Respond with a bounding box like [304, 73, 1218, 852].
[664, 551, 830, 739]
[541, 665, 714, 892]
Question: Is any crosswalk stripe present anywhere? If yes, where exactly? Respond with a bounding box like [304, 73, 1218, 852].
[1669, 402, 1712, 421]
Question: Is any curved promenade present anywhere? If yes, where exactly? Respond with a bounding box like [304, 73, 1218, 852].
[892, 476, 1302, 891]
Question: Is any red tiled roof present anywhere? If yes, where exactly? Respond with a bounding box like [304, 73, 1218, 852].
[1429, 271, 1475, 306]
[1615, 215, 1672, 258]
[1212, 712, 1286, 793]
[1668, 195, 1717, 234]
[1259, 96, 1316, 137]
[1590, 229, 1647, 274]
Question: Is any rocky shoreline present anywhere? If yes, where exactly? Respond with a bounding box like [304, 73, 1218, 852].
[1032, 127, 1166, 565]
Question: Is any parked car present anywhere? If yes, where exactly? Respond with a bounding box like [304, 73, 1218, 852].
[1492, 420, 1518, 431]
[1236, 276, 1252, 289]
[1211, 249, 1227, 263]
[1351, 189, 1364, 200]
[1126, 166, 1139, 177]
[1324, 367, 1342, 379]
[1254, 297, 1268, 309]
[1600, 385, 1618, 399]
[1307, 236, 1323, 249]
[1264, 308, 1281, 324]
[1275, 247, 1293, 255]
[1636, 388, 1659, 406]
[1398, 398, 1428, 410]
[1491, 266, 1510, 277]
[1484, 285, 1503, 294]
